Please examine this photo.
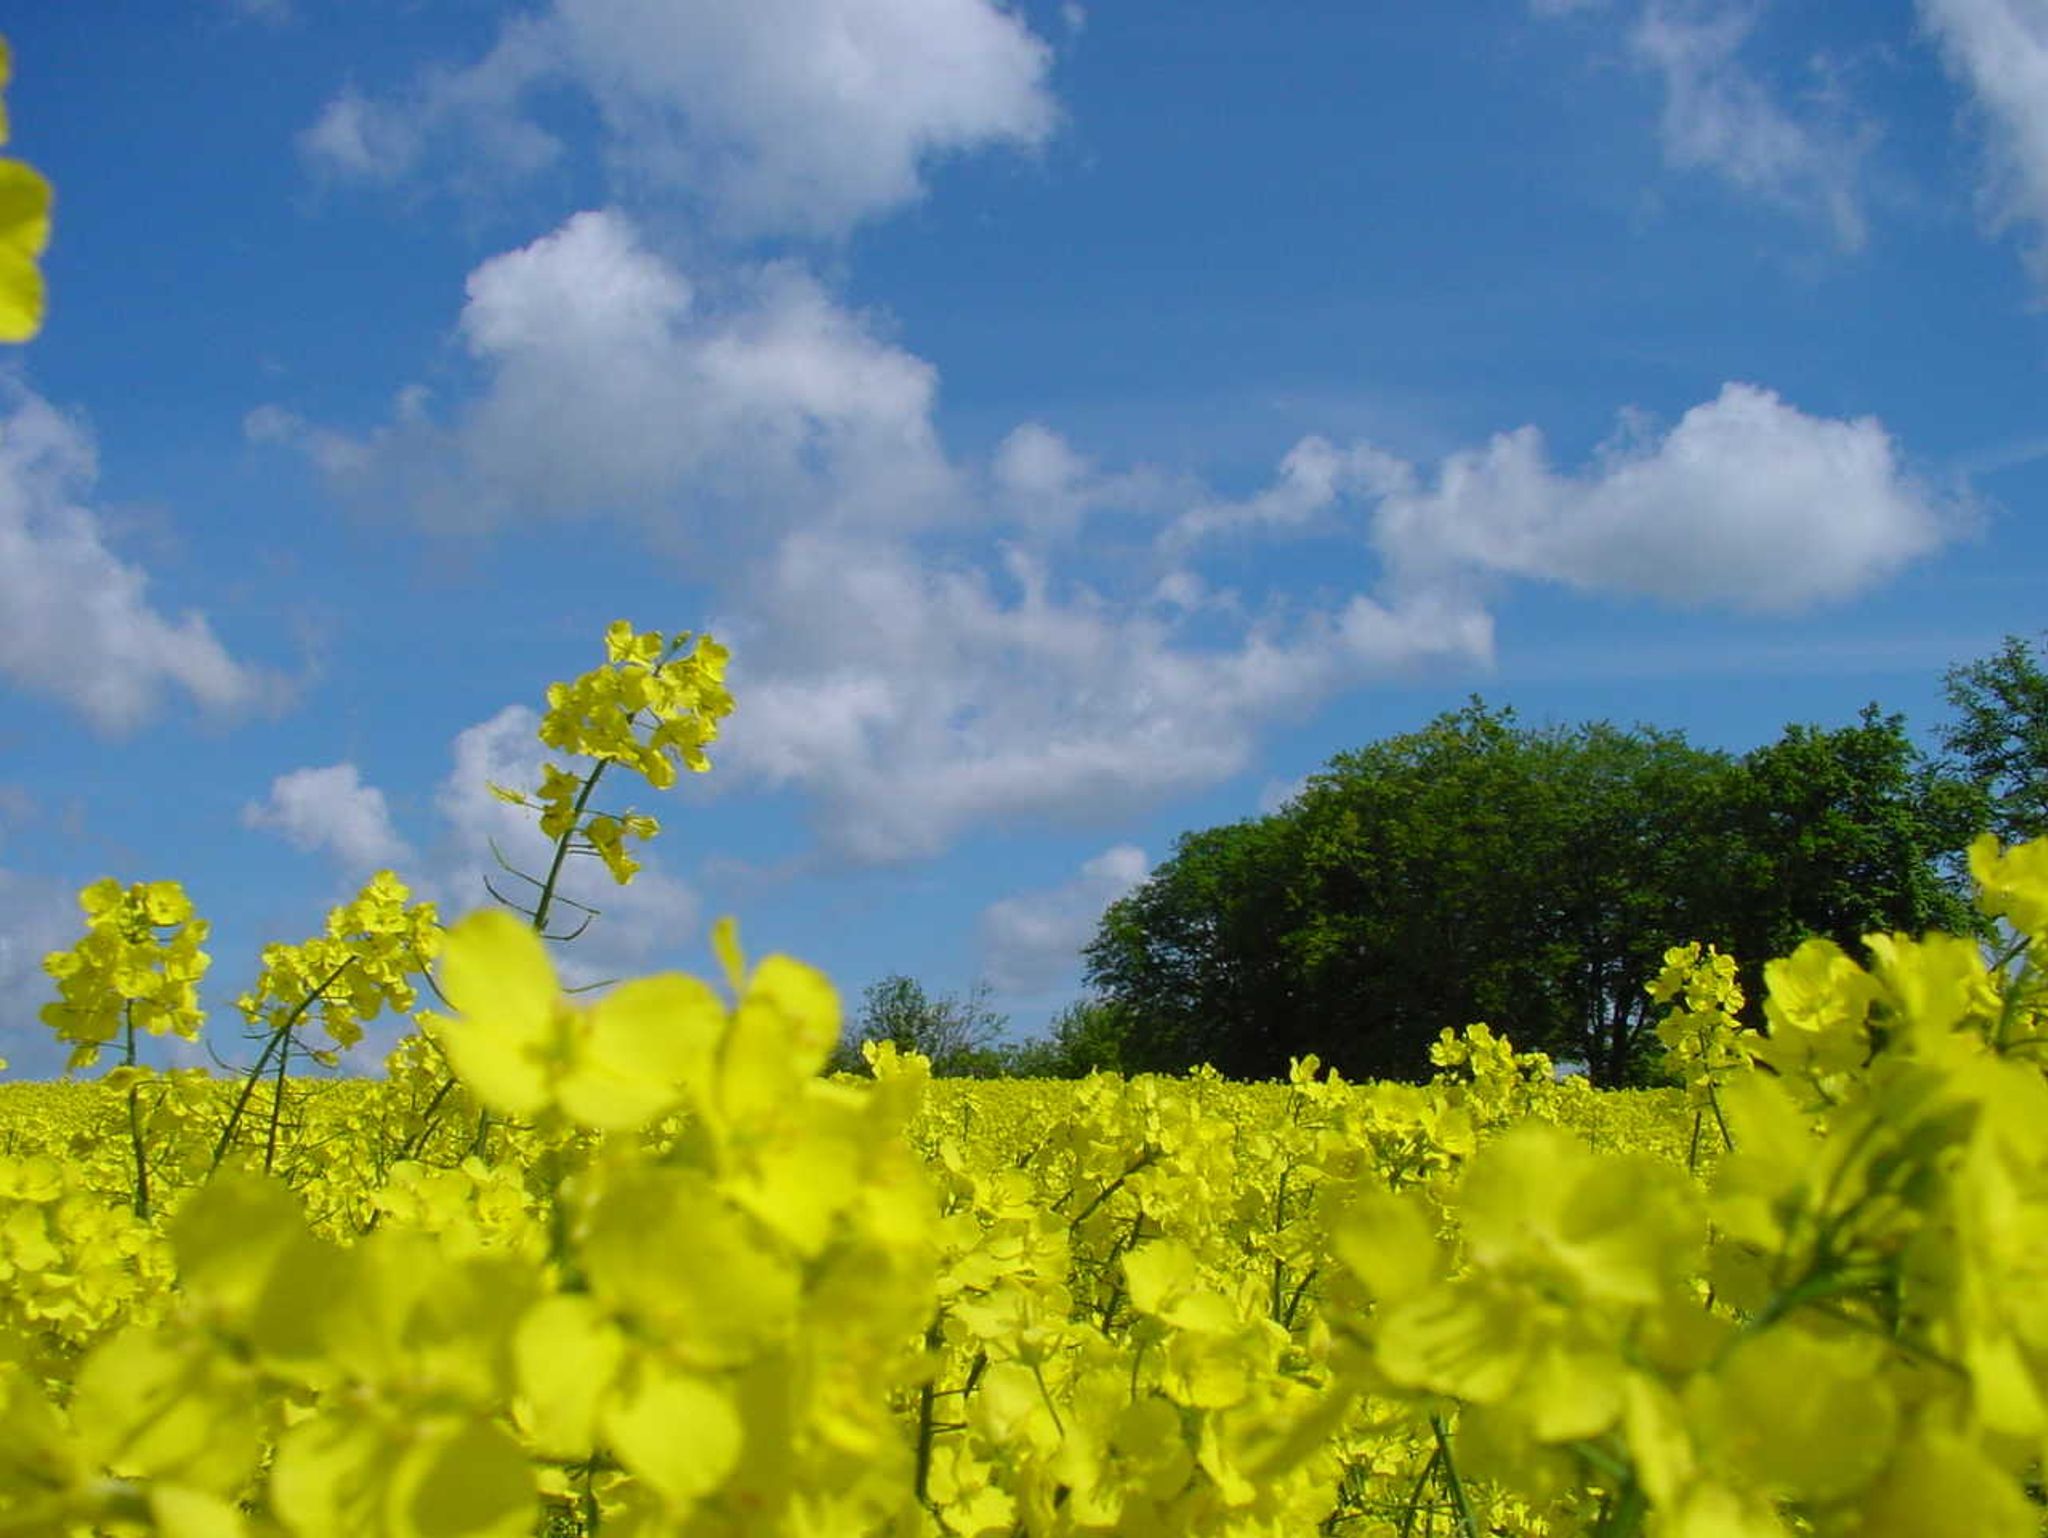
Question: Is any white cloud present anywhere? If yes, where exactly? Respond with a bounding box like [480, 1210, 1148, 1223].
[1916, 0, 2048, 292]
[252, 211, 1482, 876]
[1370, 382, 1961, 612]
[301, 0, 1059, 238]
[242, 764, 415, 872]
[976, 843, 1149, 997]
[0, 385, 293, 737]
[1539, 0, 1872, 247]
[301, 88, 418, 181]
[1161, 435, 1414, 552]
[280, 210, 958, 556]
[713, 528, 1492, 863]
[0, 865, 90, 1077]
[992, 423, 1095, 539]
[298, 18, 564, 187]
[990, 422, 1180, 541]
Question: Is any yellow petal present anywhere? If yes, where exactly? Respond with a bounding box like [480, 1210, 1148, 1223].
[438, 909, 558, 1037]
[386, 1418, 535, 1538]
[600, 1358, 742, 1510]
[514, 1293, 624, 1460]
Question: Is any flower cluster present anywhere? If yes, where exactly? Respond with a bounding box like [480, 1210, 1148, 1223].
[1321, 832, 2048, 1535]
[1651, 940, 1755, 1117]
[489, 620, 734, 886]
[234, 869, 442, 1063]
[39, 881, 212, 1073]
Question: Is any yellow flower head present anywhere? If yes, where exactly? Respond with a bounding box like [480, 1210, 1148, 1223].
[426, 908, 724, 1134]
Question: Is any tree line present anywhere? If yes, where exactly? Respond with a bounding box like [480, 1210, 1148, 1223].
[831, 633, 2048, 1088]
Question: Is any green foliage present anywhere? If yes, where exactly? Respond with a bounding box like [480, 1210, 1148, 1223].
[827, 973, 1010, 1078]
[1938, 630, 2048, 845]
[992, 996, 1132, 1078]
[1085, 696, 1981, 1089]
[1720, 702, 1988, 1006]
[1083, 808, 1312, 1081]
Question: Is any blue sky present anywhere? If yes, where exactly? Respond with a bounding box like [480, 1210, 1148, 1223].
[2, 0, 2046, 1076]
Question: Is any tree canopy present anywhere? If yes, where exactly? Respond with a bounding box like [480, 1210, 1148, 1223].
[1081, 696, 1979, 1087]
[1938, 632, 2048, 846]
[826, 972, 1012, 1078]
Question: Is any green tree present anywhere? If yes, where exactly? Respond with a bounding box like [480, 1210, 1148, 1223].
[1722, 704, 1988, 998]
[1259, 703, 1738, 1085]
[1083, 697, 1980, 1089]
[1936, 632, 2048, 846]
[996, 996, 1132, 1078]
[826, 973, 1011, 1078]
[1082, 811, 1314, 1080]
[1510, 719, 1742, 1086]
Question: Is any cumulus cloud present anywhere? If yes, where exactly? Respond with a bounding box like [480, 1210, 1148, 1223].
[712, 528, 1492, 864]
[0, 385, 293, 737]
[300, 0, 1058, 238]
[1369, 382, 1961, 612]
[269, 210, 958, 557]
[976, 843, 1149, 997]
[1539, 0, 1873, 247]
[1359, 385, 1949, 614]
[242, 764, 415, 872]
[1916, 0, 2048, 292]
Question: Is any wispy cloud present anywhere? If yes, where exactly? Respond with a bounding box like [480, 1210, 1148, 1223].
[1539, 0, 1875, 248]
[0, 384, 295, 738]
[1256, 774, 1312, 816]
[1916, 0, 2048, 295]
[976, 843, 1149, 997]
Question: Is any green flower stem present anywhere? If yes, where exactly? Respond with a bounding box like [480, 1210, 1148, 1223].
[532, 757, 612, 938]
[1428, 1413, 1479, 1538]
[210, 953, 357, 1176]
[396, 1073, 458, 1163]
[264, 1015, 291, 1177]
[580, 1459, 602, 1538]
[1396, 1442, 1443, 1538]
[913, 1314, 946, 1509]
[121, 1007, 149, 1220]
[471, 754, 614, 1166]
[1066, 1147, 1158, 1230]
